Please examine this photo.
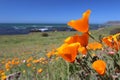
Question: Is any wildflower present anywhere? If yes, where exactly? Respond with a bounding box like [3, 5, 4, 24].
[39, 57, 46, 61]
[65, 33, 89, 55]
[102, 36, 113, 47]
[112, 33, 120, 41]
[27, 63, 31, 67]
[11, 58, 20, 65]
[32, 59, 40, 64]
[5, 61, 11, 71]
[64, 34, 80, 44]
[39, 57, 46, 63]
[57, 43, 80, 63]
[1, 72, 7, 80]
[78, 46, 87, 55]
[67, 9, 91, 33]
[108, 51, 115, 55]
[46, 49, 55, 58]
[27, 57, 33, 63]
[37, 68, 43, 73]
[87, 42, 103, 50]
[92, 60, 106, 75]
[102, 34, 120, 51]
[22, 60, 26, 63]
[65, 33, 89, 47]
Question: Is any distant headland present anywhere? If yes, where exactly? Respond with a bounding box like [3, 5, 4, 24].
[105, 21, 120, 25]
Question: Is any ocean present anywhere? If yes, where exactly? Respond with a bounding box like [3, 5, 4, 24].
[0, 23, 102, 35]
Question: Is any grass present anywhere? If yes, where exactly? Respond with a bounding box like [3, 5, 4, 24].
[0, 31, 78, 58]
[0, 26, 120, 80]
[0, 31, 78, 80]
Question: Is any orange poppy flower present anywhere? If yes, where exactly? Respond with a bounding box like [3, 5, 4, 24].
[64, 34, 80, 44]
[64, 33, 89, 55]
[102, 36, 112, 46]
[112, 33, 120, 41]
[102, 34, 120, 51]
[67, 9, 91, 33]
[64, 32, 89, 47]
[57, 43, 80, 62]
[87, 42, 103, 50]
[78, 46, 87, 55]
[1, 72, 7, 80]
[11, 58, 20, 65]
[113, 33, 120, 50]
[92, 60, 106, 75]
[27, 63, 31, 67]
[46, 49, 55, 58]
[37, 68, 43, 73]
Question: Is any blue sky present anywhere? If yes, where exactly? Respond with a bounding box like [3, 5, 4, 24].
[0, 0, 120, 23]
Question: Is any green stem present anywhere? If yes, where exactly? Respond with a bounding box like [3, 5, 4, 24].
[89, 34, 100, 43]
[87, 50, 93, 61]
[66, 61, 69, 80]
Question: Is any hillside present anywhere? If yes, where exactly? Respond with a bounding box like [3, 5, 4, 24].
[105, 21, 120, 25]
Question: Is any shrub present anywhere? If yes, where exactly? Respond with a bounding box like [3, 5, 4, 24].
[41, 32, 49, 37]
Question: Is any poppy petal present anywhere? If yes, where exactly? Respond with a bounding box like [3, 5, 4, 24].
[87, 42, 103, 50]
[67, 9, 91, 33]
[92, 60, 106, 75]
[57, 43, 80, 62]
[64, 33, 89, 47]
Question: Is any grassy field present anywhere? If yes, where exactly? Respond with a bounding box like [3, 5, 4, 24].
[0, 26, 120, 80]
[0, 31, 77, 58]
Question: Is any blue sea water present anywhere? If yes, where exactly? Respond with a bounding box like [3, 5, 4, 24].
[0, 23, 102, 35]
